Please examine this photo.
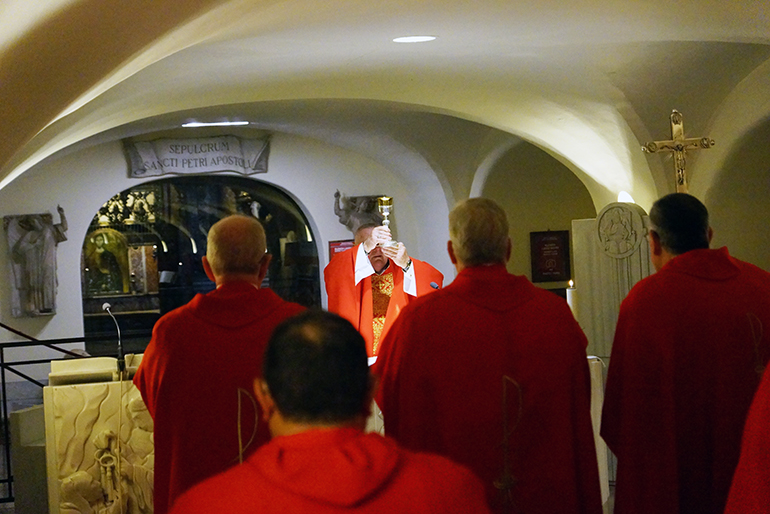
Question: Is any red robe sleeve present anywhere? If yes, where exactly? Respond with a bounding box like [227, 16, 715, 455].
[133, 318, 167, 418]
[724, 365, 770, 513]
[600, 294, 681, 513]
[324, 246, 361, 330]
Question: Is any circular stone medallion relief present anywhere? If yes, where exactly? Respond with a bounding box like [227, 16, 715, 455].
[596, 203, 647, 259]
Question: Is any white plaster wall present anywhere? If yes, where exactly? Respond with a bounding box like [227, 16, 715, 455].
[0, 132, 452, 382]
[479, 141, 597, 281]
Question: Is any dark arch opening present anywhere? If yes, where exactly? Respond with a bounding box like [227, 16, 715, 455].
[80, 175, 320, 357]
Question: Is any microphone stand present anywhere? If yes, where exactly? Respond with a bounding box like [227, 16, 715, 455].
[102, 303, 128, 513]
[102, 303, 126, 379]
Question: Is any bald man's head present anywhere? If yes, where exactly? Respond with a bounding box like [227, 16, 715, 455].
[206, 215, 267, 278]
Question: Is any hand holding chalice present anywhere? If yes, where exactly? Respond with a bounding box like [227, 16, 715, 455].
[377, 196, 399, 248]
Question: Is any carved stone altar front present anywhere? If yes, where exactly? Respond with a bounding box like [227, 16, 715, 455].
[44, 355, 153, 514]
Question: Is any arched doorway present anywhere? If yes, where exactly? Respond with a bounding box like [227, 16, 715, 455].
[81, 175, 320, 356]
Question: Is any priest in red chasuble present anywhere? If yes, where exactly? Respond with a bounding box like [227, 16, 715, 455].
[601, 193, 770, 514]
[373, 198, 602, 514]
[324, 223, 443, 357]
[170, 310, 491, 514]
[134, 215, 305, 514]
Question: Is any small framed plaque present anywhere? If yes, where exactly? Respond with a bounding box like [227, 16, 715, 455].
[530, 230, 571, 283]
[329, 239, 355, 260]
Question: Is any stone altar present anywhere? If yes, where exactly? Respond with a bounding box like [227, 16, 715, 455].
[44, 355, 153, 514]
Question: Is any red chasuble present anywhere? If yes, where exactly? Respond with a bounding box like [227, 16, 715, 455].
[133, 282, 304, 514]
[373, 264, 602, 514]
[725, 365, 770, 514]
[324, 244, 443, 356]
[170, 428, 492, 514]
[602, 247, 770, 514]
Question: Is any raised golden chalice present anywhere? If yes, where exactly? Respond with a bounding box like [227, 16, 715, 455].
[377, 196, 399, 248]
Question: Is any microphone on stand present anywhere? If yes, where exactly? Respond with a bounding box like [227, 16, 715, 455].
[103, 303, 125, 375]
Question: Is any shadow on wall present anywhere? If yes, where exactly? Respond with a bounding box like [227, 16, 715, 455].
[706, 118, 770, 272]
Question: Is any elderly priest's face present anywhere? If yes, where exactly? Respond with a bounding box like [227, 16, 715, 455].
[367, 245, 388, 273]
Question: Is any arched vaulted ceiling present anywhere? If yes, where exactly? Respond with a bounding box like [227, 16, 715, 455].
[2, 0, 770, 211]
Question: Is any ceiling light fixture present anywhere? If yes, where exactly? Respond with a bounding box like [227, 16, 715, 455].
[182, 121, 249, 128]
[392, 36, 436, 43]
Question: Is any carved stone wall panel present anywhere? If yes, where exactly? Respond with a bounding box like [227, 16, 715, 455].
[44, 358, 153, 514]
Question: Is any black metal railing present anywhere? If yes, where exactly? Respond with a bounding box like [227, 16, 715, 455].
[0, 321, 150, 503]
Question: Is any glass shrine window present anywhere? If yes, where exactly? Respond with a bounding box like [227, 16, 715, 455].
[81, 175, 320, 356]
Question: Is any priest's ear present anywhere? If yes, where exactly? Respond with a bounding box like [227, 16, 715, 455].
[202, 256, 216, 283]
[257, 253, 273, 284]
[648, 229, 666, 271]
[253, 378, 276, 422]
[648, 229, 663, 255]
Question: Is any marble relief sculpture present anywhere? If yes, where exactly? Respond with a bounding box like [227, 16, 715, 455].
[597, 204, 644, 258]
[333, 190, 383, 234]
[47, 378, 153, 514]
[123, 398, 154, 514]
[59, 470, 120, 514]
[3, 206, 68, 317]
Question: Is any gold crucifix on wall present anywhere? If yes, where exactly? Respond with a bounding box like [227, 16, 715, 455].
[642, 110, 715, 193]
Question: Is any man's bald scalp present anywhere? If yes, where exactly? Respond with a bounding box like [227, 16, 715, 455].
[206, 215, 266, 276]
